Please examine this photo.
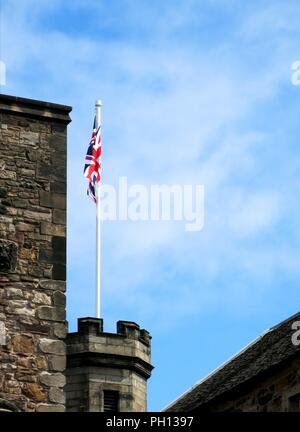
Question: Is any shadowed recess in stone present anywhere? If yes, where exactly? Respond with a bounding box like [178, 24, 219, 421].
[0, 240, 17, 272]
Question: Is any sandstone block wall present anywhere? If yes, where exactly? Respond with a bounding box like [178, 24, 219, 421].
[0, 95, 71, 412]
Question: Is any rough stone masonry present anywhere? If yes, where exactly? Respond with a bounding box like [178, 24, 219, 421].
[0, 94, 71, 412]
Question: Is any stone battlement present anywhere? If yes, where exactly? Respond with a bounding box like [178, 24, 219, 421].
[69, 317, 151, 347]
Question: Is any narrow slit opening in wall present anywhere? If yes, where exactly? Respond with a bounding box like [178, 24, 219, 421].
[103, 390, 119, 412]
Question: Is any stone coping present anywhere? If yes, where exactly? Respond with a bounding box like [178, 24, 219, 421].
[0, 94, 72, 124]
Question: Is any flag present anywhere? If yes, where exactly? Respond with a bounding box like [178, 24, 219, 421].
[84, 116, 101, 203]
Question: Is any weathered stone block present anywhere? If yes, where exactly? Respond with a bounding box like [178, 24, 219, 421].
[50, 181, 65, 194]
[26, 149, 38, 162]
[16, 357, 30, 368]
[39, 249, 64, 266]
[28, 265, 44, 278]
[34, 356, 48, 369]
[53, 209, 66, 224]
[40, 222, 65, 237]
[37, 163, 65, 182]
[16, 222, 35, 232]
[49, 387, 65, 404]
[0, 215, 13, 224]
[6, 287, 23, 298]
[20, 322, 50, 335]
[39, 338, 65, 354]
[19, 247, 38, 260]
[23, 210, 52, 222]
[20, 168, 35, 177]
[53, 323, 67, 339]
[20, 131, 39, 145]
[15, 370, 37, 383]
[39, 280, 66, 292]
[38, 248, 52, 263]
[39, 191, 65, 210]
[0, 221, 15, 232]
[39, 372, 66, 387]
[48, 355, 66, 371]
[32, 292, 51, 305]
[6, 306, 35, 317]
[36, 404, 65, 412]
[49, 134, 65, 148]
[0, 170, 16, 180]
[12, 199, 28, 208]
[37, 306, 65, 322]
[53, 291, 66, 308]
[36, 163, 52, 179]
[22, 383, 45, 402]
[12, 334, 35, 354]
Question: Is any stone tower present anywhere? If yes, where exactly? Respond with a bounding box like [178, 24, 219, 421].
[66, 318, 153, 412]
[0, 94, 71, 411]
[0, 93, 153, 412]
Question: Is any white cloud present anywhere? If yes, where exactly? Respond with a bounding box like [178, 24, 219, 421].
[2, 0, 300, 328]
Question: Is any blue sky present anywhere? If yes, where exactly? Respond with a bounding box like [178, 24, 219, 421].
[1, 0, 300, 411]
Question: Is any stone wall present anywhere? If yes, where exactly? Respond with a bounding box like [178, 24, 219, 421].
[66, 318, 154, 412]
[0, 94, 71, 412]
[203, 355, 300, 412]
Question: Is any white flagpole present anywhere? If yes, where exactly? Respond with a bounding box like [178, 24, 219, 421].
[95, 99, 102, 319]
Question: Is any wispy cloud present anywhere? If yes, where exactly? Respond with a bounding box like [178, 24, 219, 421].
[2, 0, 300, 330]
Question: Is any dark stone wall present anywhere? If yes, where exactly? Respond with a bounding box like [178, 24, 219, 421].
[0, 95, 71, 412]
[200, 355, 300, 412]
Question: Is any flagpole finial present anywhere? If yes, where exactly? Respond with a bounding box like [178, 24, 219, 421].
[95, 99, 102, 107]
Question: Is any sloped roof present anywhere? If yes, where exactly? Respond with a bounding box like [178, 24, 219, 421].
[164, 311, 300, 412]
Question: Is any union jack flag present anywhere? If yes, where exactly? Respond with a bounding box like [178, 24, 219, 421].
[84, 116, 101, 203]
